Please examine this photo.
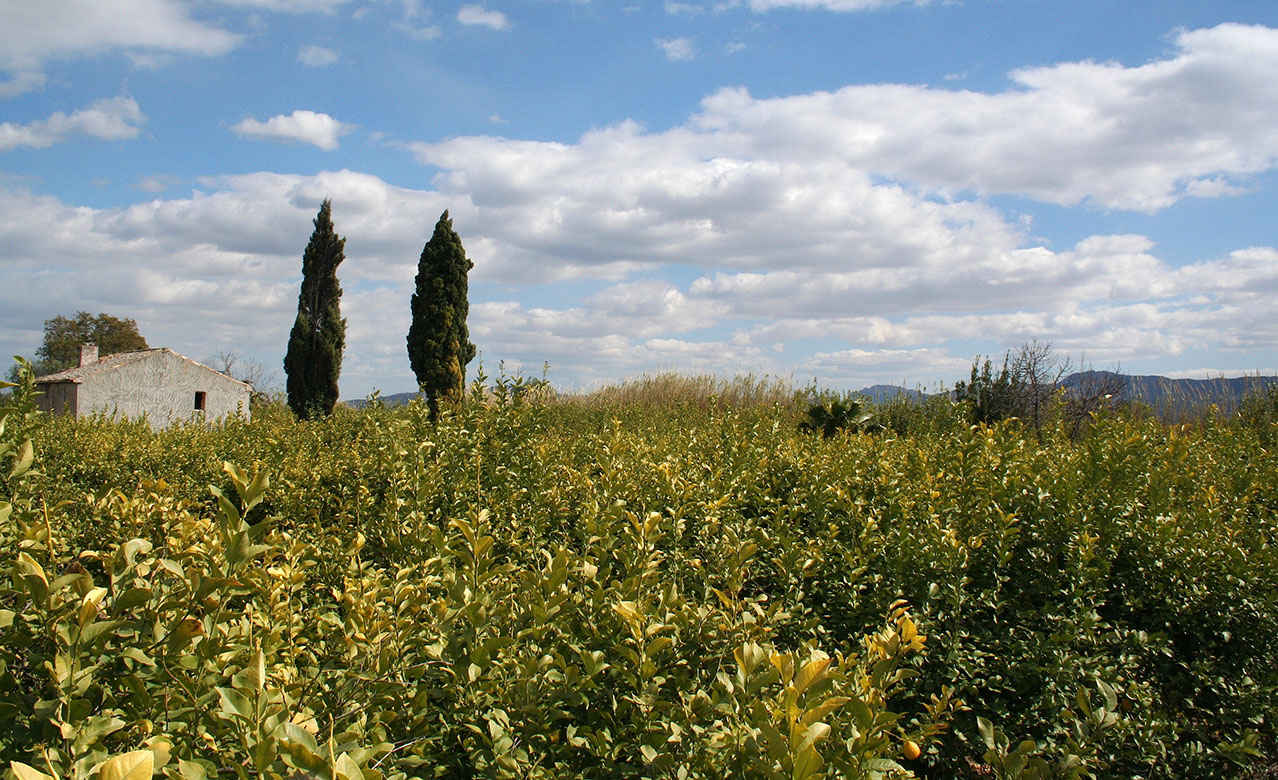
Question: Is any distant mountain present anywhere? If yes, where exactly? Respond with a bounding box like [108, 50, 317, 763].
[345, 371, 1276, 412]
[344, 391, 421, 409]
[1061, 370, 1277, 413]
[849, 371, 1276, 412]
[853, 384, 930, 404]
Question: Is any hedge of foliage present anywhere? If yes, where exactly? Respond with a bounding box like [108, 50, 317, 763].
[2, 369, 1277, 779]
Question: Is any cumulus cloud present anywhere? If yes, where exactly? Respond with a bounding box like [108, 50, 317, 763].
[670, 0, 920, 11]
[0, 172, 455, 395]
[1, 167, 1276, 396]
[297, 44, 339, 66]
[0, 71, 46, 99]
[456, 5, 510, 30]
[691, 23, 1278, 210]
[217, 0, 354, 11]
[231, 110, 352, 150]
[5, 24, 1278, 393]
[0, 97, 145, 151]
[747, 0, 923, 10]
[656, 37, 696, 61]
[0, 0, 238, 96]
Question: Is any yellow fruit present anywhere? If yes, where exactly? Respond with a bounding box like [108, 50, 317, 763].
[903, 740, 922, 760]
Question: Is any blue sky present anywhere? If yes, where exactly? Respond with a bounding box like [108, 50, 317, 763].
[3, 0, 1278, 397]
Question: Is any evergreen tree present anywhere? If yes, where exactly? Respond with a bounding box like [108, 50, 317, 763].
[954, 355, 1020, 425]
[407, 210, 476, 419]
[284, 199, 346, 419]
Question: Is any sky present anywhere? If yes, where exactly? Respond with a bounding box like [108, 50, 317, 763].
[2, 0, 1278, 398]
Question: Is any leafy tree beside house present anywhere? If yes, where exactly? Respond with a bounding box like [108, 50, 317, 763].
[36, 312, 148, 375]
[407, 210, 476, 420]
[4, 312, 149, 387]
[284, 199, 346, 420]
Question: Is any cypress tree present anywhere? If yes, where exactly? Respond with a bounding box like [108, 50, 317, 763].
[407, 210, 476, 420]
[284, 199, 346, 419]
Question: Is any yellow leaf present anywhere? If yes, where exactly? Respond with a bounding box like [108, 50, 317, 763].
[98, 751, 154, 780]
[334, 753, 364, 780]
[10, 762, 55, 780]
[613, 601, 641, 624]
[79, 587, 108, 626]
[794, 656, 832, 696]
[145, 737, 172, 769]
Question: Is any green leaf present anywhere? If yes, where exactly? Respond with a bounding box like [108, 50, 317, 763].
[79, 619, 126, 646]
[243, 468, 270, 513]
[122, 647, 155, 667]
[795, 722, 830, 754]
[112, 587, 152, 613]
[15, 553, 48, 603]
[862, 758, 905, 773]
[792, 745, 822, 780]
[646, 636, 673, 656]
[218, 687, 253, 722]
[278, 722, 319, 755]
[846, 695, 873, 732]
[9, 439, 33, 478]
[1098, 679, 1118, 713]
[977, 716, 995, 751]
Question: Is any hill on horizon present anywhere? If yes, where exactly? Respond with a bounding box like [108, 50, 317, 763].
[345, 371, 1277, 411]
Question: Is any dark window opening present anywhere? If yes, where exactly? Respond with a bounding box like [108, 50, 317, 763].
[194, 391, 207, 411]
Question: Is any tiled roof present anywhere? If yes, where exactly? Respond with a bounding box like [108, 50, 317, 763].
[34, 348, 250, 388]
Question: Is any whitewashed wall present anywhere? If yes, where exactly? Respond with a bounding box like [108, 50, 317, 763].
[76, 351, 250, 429]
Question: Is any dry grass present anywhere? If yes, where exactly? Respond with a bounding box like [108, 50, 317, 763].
[559, 372, 808, 411]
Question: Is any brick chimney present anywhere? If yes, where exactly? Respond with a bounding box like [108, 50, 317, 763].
[79, 343, 99, 367]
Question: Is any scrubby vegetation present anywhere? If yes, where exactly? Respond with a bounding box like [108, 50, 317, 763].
[2, 366, 1277, 779]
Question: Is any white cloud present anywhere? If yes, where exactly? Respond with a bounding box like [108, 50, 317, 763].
[665, 2, 705, 14]
[397, 23, 443, 40]
[410, 120, 1025, 280]
[217, 0, 354, 11]
[0, 97, 145, 152]
[2, 166, 1277, 396]
[456, 5, 510, 30]
[0, 70, 46, 98]
[5, 24, 1278, 393]
[656, 37, 696, 61]
[298, 44, 339, 66]
[231, 110, 352, 150]
[0, 0, 238, 96]
[668, 0, 921, 11]
[0, 172, 456, 395]
[802, 348, 968, 390]
[691, 23, 1278, 211]
[135, 174, 180, 193]
[747, 0, 924, 10]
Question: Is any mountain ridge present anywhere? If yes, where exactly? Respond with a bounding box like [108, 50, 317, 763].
[345, 371, 1277, 409]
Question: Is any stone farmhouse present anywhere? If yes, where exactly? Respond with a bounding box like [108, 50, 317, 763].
[35, 344, 251, 429]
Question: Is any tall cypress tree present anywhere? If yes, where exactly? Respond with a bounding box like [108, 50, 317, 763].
[407, 210, 476, 420]
[284, 199, 346, 419]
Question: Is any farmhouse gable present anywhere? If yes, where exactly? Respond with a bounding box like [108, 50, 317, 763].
[35, 346, 251, 429]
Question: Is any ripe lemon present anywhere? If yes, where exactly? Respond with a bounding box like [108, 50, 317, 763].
[903, 740, 922, 760]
